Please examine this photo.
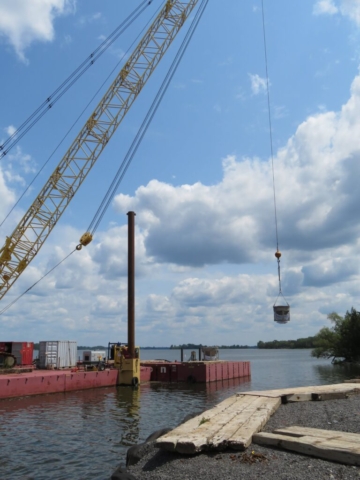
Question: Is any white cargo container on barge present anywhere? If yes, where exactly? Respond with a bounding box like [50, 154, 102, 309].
[39, 341, 77, 369]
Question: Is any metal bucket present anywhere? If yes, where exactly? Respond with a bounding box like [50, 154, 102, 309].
[273, 305, 290, 324]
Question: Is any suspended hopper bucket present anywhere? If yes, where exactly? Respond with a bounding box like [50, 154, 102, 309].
[273, 305, 290, 324]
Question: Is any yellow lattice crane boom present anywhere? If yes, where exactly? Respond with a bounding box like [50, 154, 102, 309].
[0, 0, 200, 301]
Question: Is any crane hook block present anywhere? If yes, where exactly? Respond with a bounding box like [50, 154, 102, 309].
[76, 232, 93, 251]
[275, 250, 281, 259]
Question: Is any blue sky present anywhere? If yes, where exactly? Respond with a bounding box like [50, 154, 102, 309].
[1, 0, 360, 347]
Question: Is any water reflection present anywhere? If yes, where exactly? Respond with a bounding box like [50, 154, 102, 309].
[314, 362, 360, 384]
[113, 386, 141, 446]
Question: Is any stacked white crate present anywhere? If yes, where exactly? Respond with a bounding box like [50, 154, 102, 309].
[39, 341, 77, 369]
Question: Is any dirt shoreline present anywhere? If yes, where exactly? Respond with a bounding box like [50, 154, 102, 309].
[119, 393, 360, 479]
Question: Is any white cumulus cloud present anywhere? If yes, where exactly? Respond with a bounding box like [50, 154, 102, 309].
[249, 73, 267, 95]
[314, 0, 360, 25]
[113, 71, 360, 291]
[0, 0, 76, 62]
[340, 0, 360, 25]
[313, 0, 339, 15]
[5, 125, 16, 137]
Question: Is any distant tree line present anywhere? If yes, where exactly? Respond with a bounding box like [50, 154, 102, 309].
[78, 345, 106, 350]
[257, 337, 316, 349]
[170, 344, 253, 349]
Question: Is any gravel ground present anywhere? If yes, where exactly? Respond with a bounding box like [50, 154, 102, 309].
[123, 393, 360, 480]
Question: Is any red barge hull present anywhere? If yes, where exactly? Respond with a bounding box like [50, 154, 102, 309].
[141, 360, 251, 383]
[0, 369, 119, 400]
[0, 361, 250, 400]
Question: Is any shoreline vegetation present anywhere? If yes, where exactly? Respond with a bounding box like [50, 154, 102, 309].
[170, 339, 316, 349]
[311, 309, 360, 364]
[257, 337, 316, 349]
[170, 344, 257, 349]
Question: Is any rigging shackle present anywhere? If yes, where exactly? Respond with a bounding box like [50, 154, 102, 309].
[275, 249, 282, 292]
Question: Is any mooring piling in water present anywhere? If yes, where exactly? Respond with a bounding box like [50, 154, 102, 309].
[127, 211, 136, 359]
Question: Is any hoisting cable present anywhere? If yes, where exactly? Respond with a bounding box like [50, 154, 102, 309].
[0, 1, 162, 228]
[0, 0, 154, 160]
[0, 0, 208, 315]
[0, 248, 76, 316]
[261, 0, 288, 307]
[86, 0, 209, 237]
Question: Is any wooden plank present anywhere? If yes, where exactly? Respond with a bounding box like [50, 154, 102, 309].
[274, 426, 360, 443]
[157, 383, 360, 456]
[156, 395, 280, 454]
[281, 391, 348, 404]
[211, 396, 280, 451]
[171, 395, 240, 432]
[227, 396, 281, 450]
[310, 384, 360, 392]
[170, 396, 261, 454]
[308, 385, 360, 397]
[286, 393, 313, 403]
[241, 389, 294, 398]
[253, 431, 360, 465]
[241, 383, 360, 399]
[156, 395, 257, 453]
[311, 392, 349, 401]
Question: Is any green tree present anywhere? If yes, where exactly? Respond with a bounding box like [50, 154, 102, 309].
[312, 308, 360, 363]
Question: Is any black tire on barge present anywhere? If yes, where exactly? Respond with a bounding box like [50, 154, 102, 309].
[0, 353, 17, 368]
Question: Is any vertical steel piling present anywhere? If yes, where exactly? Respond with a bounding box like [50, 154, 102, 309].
[127, 211, 136, 359]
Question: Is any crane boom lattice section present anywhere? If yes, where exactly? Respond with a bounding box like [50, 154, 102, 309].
[0, 0, 200, 300]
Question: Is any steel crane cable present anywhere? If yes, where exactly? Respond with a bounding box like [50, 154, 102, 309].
[0, 248, 76, 316]
[0, 0, 154, 160]
[88, 0, 209, 235]
[261, 0, 287, 304]
[88, 0, 209, 234]
[0, 1, 162, 229]
[0, 0, 208, 315]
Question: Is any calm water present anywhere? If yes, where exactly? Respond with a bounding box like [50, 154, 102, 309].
[1, 349, 360, 480]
